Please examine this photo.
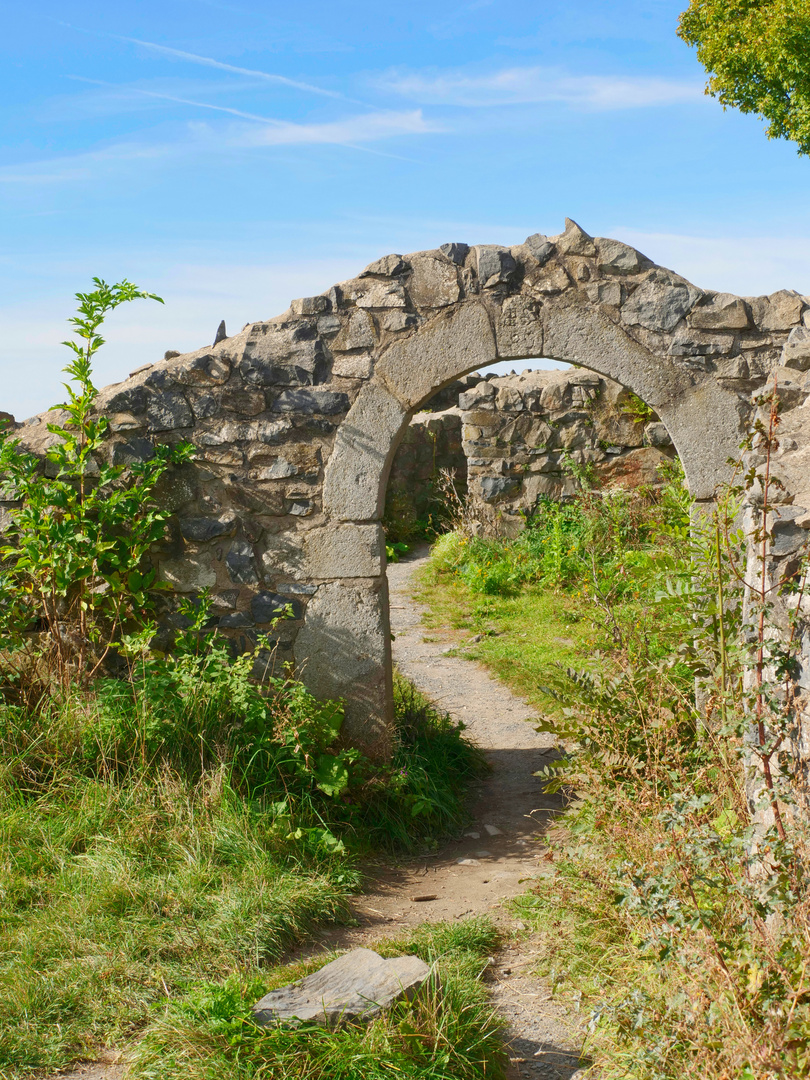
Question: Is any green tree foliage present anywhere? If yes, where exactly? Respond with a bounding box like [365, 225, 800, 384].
[678, 0, 810, 154]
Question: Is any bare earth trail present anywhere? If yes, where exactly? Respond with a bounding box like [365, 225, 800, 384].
[316, 548, 587, 1080]
[49, 550, 585, 1080]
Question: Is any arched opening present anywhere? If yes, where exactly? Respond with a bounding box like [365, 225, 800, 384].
[312, 293, 745, 756]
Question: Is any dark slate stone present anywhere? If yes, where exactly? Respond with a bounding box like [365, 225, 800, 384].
[772, 511, 810, 556]
[179, 516, 236, 542]
[218, 611, 253, 629]
[226, 539, 259, 585]
[272, 389, 350, 415]
[146, 392, 193, 432]
[251, 591, 302, 623]
[524, 234, 555, 266]
[438, 242, 469, 264]
[112, 438, 155, 466]
[238, 340, 328, 388]
[476, 246, 518, 287]
[106, 385, 148, 414]
[276, 582, 318, 596]
[214, 319, 227, 345]
[192, 394, 219, 419]
[480, 476, 520, 502]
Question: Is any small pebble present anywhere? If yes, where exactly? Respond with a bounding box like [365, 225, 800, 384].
[456, 858, 480, 866]
[464, 831, 481, 839]
[483, 824, 503, 836]
[410, 894, 438, 902]
[473, 849, 493, 858]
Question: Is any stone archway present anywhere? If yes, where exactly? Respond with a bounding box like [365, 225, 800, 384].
[14, 218, 806, 757]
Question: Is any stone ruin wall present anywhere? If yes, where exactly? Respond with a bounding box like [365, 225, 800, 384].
[5, 219, 810, 786]
[387, 367, 677, 540]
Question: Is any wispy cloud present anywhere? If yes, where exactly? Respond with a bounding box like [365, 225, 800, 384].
[0, 107, 437, 185]
[118, 34, 363, 104]
[234, 109, 439, 147]
[376, 65, 704, 110]
[66, 76, 302, 126]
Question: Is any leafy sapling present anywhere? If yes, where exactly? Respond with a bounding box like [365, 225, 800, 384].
[0, 278, 193, 690]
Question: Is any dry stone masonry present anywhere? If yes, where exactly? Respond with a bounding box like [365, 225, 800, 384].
[8, 219, 810, 766]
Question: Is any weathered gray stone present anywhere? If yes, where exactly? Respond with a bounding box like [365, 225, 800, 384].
[295, 579, 393, 753]
[305, 524, 384, 578]
[218, 611, 253, 629]
[622, 276, 699, 332]
[595, 237, 644, 275]
[472, 246, 518, 287]
[104, 385, 148, 414]
[750, 290, 805, 331]
[438, 242, 469, 264]
[479, 476, 520, 501]
[251, 949, 430, 1028]
[249, 457, 299, 480]
[377, 302, 497, 409]
[146, 392, 193, 432]
[495, 295, 543, 358]
[782, 326, 810, 371]
[333, 310, 375, 352]
[322, 383, 408, 522]
[272, 390, 350, 415]
[160, 557, 217, 593]
[252, 591, 299, 623]
[332, 353, 374, 379]
[226, 540, 259, 585]
[556, 218, 596, 257]
[112, 438, 154, 466]
[361, 254, 408, 277]
[689, 293, 750, 330]
[238, 326, 328, 387]
[408, 255, 460, 308]
[355, 281, 408, 309]
[180, 515, 236, 541]
[290, 295, 330, 316]
[523, 233, 555, 265]
[644, 422, 673, 449]
[175, 352, 231, 386]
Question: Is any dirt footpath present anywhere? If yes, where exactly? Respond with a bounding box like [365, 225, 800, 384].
[315, 549, 587, 1080]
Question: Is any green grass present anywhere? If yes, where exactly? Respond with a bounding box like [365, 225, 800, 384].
[131, 918, 506, 1080]
[0, 641, 494, 1079]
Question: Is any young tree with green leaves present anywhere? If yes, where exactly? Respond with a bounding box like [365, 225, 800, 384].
[0, 279, 193, 692]
[678, 0, 810, 154]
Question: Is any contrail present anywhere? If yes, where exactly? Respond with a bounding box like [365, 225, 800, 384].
[120, 34, 367, 105]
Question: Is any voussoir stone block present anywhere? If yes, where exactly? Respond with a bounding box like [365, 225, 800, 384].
[377, 302, 496, 409]
[750, 290, 805, 332]
[305, 523, 385, 578]
[495, 294, 544, 358]
[322, 383, 408, 521]
[252, 949, 431, 1028]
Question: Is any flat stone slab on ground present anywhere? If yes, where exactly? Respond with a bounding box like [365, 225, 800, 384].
[252, 948, 431, 1028]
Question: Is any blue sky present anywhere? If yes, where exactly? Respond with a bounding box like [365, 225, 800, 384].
[2, 0, 809, 419]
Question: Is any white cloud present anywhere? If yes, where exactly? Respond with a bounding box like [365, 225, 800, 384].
[376, 65, 704, 110]
[234, 109, 439, 147]
[0, 108, 436, 187]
